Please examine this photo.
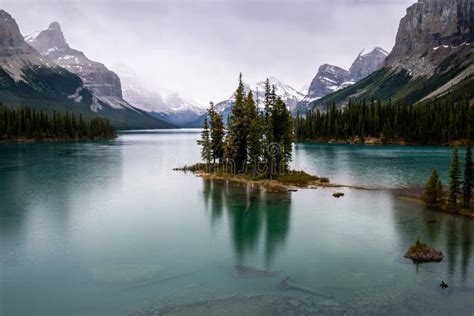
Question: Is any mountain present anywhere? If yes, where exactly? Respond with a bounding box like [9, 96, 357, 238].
[117, 68, 205, 126]
[349, 47, 389, 81]
[0, 10, 88, 106]
[255, 77, 305, 111]
[296, 47, 388, 112]
[11, 18, 174, 129]
[310, 0, 473, 109]
[185, 77, 304, 128]
[302, 64, 351, 102]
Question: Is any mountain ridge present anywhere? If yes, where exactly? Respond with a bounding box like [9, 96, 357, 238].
[0, 10, 175, 129]
[309, 0, 473, 110]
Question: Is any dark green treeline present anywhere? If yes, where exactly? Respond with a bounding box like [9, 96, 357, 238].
[0, 103, 116, 141]
[295, 96, 473, 145]
[198, 74, 293, 176]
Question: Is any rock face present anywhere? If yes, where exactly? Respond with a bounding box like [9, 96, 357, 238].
[0, 10, 60, 82]
[26, 22, 123, 98]
[385, 0, 473, 77]
[304, 64, 350, 102]
[309, 0, 473, 109]
[0, 10, 174, 129]
[297, 47, 388, 111]
[349, 47, 389, 81]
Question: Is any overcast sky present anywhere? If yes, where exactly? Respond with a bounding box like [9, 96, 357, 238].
[3, 0, 415, 106]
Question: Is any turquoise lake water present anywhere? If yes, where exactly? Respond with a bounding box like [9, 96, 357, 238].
[1, 130, 473, 315]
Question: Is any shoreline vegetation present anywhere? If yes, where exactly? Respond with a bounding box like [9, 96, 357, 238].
[295, 96, 472, 146]
[174, 164, 336, 193]
[419, 145, 474, 218]
[0, 103, 117, 143]
[298, 136, 471, 147]
[174, 163, 377, 193]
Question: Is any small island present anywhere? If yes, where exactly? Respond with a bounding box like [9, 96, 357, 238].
[175, 164, 330, 193]
[174, 74, 338, 193]
[404, 239, 444, 263]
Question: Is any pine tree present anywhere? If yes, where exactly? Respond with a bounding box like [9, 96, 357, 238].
[448, 147, 462, 211]
[463, 145, 472, 208]
[422, 169, 444, 210]
[262, 80, 275, 178]
[208, 102, 225, 165]
[245, 91, 262, 174]
[226, 73, 248, 173]
[197, 116, 211, 165]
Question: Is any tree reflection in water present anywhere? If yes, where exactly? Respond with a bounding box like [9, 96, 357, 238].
[202, 178, 291, 269]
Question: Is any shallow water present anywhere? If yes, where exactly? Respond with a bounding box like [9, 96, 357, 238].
[1, 130, 473, 315]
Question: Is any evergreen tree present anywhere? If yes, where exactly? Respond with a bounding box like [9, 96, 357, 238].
[262, 80, 275, 178]
[422, 169, 444, 210]
[448, 147, 462, 211]
[208, 102, 225, 164]
[271, 96, 292, 173]
[0, 103, 116, 141]
[463, 144, 472, 208]
[197, 116, 211, 165]
[245, 91, 262, 174]
[294, 96, 472, 145]
[226, 73, 248, 173]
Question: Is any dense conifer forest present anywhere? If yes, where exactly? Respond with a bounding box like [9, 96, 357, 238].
[295, 96, 473, 145]
[0, 103, 117, 141]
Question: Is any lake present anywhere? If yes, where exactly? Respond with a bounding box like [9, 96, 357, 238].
[1, 130, 473, 315]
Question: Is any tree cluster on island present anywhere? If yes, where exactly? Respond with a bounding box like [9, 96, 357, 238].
[197, 74, 293, 179]
[295, 96, 472, 145]
[423, 145, 473, 213]
[0, 103, 117, 141]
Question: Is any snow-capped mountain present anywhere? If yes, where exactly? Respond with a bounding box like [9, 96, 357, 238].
[25, 22, 138, 113]
[117, 68, 205, 126]
[0, 12, 173, 129]
[296, 47, 388, 112]
[186, 77, 304, 127]
[303, 64, 351, 102]
[255, 77, 305, 111]
[0, 11, 62, 83]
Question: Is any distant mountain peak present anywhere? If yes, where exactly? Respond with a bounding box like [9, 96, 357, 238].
[48, 21, 61, 31]
[296, 46, 389, 112]
[27, 22, 123, 99]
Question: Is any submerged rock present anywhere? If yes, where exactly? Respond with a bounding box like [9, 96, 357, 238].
[332, 192, 344, 198]
[234, 264, 278, 277]
[404, 240, 444, 263]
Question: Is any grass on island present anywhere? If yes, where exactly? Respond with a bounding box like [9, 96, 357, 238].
[173, 163, 329, 191]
